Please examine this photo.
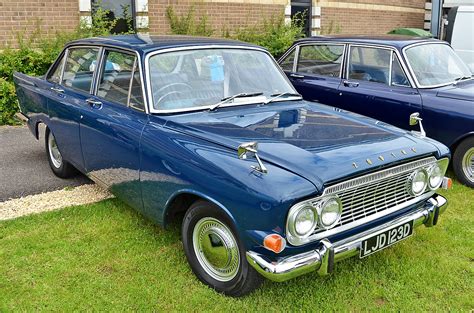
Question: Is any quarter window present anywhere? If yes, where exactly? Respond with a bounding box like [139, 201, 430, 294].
[47, 54, 65, 84]
[280, 49, 296, 72]
[348, 47, 391, 85]
[97, 50, 144, 110]
[391, 54, 410, 87]
[62, 47, 100, 93]
[297, 44, 344, 77]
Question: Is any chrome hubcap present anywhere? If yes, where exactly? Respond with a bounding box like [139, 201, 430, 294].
[462, 147, 474, 183]
[192, 217, 240, 282]
[48, 133, 62, 168]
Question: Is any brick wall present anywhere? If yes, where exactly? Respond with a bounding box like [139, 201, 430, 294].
[317, 1, 426, 35]
[148, 1, 285, 36]
[0, 0, 79, 48]
[321, 7, 424, 35]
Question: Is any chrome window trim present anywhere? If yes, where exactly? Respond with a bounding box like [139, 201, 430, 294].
[144, 45, 299, 114]
[402, 41, 472, 89]
[345, 43, 415, 88]
[46, 50, 67, 84]
[286, 156, 441, 246]
[294, 41, 346, 78]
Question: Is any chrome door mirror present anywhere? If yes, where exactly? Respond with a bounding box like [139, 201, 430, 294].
[409, 112, 421, 126]
[409, 112, 426, 138]
[237, 141, 268, 173]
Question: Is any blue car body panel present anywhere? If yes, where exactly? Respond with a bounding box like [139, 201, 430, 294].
[279, 35, 474, 150]
[13, 35, 451, 260]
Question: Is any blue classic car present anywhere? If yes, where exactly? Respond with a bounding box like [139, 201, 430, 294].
[14, 35, 451, 296]
[279, 36, 474, 187]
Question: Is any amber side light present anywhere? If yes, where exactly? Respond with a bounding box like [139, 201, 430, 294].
[442, 177, 452, 190]
[263, 234, 286, 253]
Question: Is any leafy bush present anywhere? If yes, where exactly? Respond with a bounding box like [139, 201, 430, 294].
[166, 6, 213, 37]
[165, 5, 305, 57]
[0, 78, 19, 125]
[233, 14, 305, 58]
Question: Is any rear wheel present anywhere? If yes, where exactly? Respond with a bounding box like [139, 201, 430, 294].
[182, 200, 263, 296]
[453, 137, 474, 188]
[45, 127, 77, 178]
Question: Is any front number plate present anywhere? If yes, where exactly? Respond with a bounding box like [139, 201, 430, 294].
[360, 220, 414, 258]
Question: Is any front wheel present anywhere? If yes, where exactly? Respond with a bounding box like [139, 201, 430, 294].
[453, 137, 474, 188]
[182, 200, 263, 296]
[45, 127, 77, 178]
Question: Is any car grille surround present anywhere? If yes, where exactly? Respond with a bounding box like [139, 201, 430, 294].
[309, 156, 437, 240]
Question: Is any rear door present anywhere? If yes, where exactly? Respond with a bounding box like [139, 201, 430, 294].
[79, 48, 148, 209]
[280, 42, 345, 106]
[47, 46, 101, 171]
[338, 45, 422, 129]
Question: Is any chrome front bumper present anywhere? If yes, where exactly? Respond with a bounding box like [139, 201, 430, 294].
[246, 194, 447, 282]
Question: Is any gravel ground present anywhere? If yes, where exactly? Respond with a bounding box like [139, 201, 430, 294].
[0, 184, 113, 221]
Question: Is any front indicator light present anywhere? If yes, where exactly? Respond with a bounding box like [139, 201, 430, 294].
[263, 234, 286, 253]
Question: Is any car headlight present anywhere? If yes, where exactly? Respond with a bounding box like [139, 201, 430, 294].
[317, 197, 342, 229]
[408, 169, 428, 196]
[287, 204, 317, 239]
[428, 163, 443, 190]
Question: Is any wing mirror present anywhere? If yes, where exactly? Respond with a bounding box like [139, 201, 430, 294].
[409, 112, 426, 138]
[238, 141, 268, 173]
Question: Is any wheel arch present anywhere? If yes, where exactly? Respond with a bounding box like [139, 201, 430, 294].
[163, 189, 237, 229]
[450, 131, 474, 152]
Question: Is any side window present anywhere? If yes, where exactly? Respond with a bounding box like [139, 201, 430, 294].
[97, 49, 144, 110]
[47, 54, 65, 84]
[62, 47, 99, 93]
[97, 50, 136, 107]
[348, 46, 391, 84]
[391, 55, 410, 87]
[280, 49, 296, 72]
[297, 44, 344, 77]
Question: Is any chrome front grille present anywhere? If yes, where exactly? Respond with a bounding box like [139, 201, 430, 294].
[311, 157, 437, 238]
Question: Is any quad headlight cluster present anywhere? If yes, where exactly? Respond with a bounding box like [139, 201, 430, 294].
[286, 195, 343, 241]
[407, 158, 449, 196]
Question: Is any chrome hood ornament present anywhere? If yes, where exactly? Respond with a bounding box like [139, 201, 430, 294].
[409, 112, 426, 138]
[237, 141, 268, 173]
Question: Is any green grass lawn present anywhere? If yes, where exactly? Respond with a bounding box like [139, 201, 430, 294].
[1, 182, 473, 311]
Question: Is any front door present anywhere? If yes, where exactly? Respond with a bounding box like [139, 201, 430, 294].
[281, 43, 345, 106]
[338, 45, 422, 129]
[79, 48, 148, 209]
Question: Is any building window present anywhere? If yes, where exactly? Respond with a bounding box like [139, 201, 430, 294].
[92, 0, 135, 33]
[291, 0, 311, 37]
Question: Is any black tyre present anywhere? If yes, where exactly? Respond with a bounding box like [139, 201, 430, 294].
[45, 127, 77, 178]
[453, 136, 474, 188]
[182, 200, 263, 296]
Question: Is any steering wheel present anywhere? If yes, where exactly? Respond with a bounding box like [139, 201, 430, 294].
[153, 83, 192, 106]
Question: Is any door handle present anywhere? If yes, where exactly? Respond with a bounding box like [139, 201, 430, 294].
[290, 73, 305, 79]
[86, 98, 103, 108]
[343, 80, 359, 88]
[50, 87, 64, 93]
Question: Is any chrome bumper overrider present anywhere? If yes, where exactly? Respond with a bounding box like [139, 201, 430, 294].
[246, 194, 447, 282]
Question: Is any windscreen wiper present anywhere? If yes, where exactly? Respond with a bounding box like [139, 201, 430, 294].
[263, 92, 302, 105]
[454, 75, 473, 83]
[209, 92, 264, 111]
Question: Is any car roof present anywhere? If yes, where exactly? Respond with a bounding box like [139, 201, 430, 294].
[294, 35, 441, 49]
[67, 34, 262, 53]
